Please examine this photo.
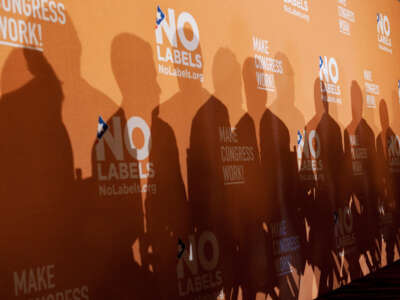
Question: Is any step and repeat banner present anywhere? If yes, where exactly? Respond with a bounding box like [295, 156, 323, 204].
[0, 0, 400, 299]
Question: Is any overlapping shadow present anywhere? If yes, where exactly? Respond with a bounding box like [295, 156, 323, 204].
[376, 99, 400, 266]
[235, 57, 272, 300]
[0, 12, 123, 299]
[187, 49, 234, 300]
[154, 28, 229, 300]
[0, 46, 75, 298]
[144, 48, 191, 300]
[391, 89, 400, 256]
[1, 12, 399, 300]
[259, 56, 306, 300]
[207, 50, 269, 300]
[342, 81, 380, 280]
[41, 13, 119, 294]
[87, 33, 188, 299]
[298, 79, 344, 296]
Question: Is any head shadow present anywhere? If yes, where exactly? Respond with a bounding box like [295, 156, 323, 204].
[212, 47, 243, 125]
[314, 78, 329, 116]
[274, 52, 295, 104]
[351, 81, 363, 122]
[379, 99, 390, 132]
[270, 53, 305, 148]
[111, 34, 161, 121]
[40, 12, 82, 81]
[242, 56, 267, 120]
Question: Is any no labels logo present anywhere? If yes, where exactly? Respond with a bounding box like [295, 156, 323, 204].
[398, 80, 400, 103]
[336, 207, 354, 242]
[297, 130, 321, 160]
[319, 56, 339, 84]
[177, 231, 223, 297]
[156, 8, 200, 52]
[319, 56, 341, 103]
[96, 116, 151, 162]
[388, 135, 400, 158]
[155, 7, 202, 69]
[377, 13, 392, 52]
[95, 116, 155, 183]
[377, 13, 390, 38]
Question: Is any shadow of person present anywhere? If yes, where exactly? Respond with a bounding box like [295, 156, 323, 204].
[145, 105, 190, 300]
[144, 51, 191, 300]
[341, 81, 379, 283]
[299, 78, 343, 296]
[37, 13, 120, 292]
[0, 48, 75, 298]
[376, 99, 400, 266]
[186, 49, 235, 300]
[208, 50, 269, 300]
[271, 52, 307, 289]
[259, 57, 305, 300]
[391, 88, 400, 252]
[209, 48, 242, 300]
[108, 33, 190, 300]
[392, 89, 400, 135]
[87, 34, 159, 299]
[159, 27, 210, 190]
[42, 13, 118, 179]
[238, 57, 278, 300]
